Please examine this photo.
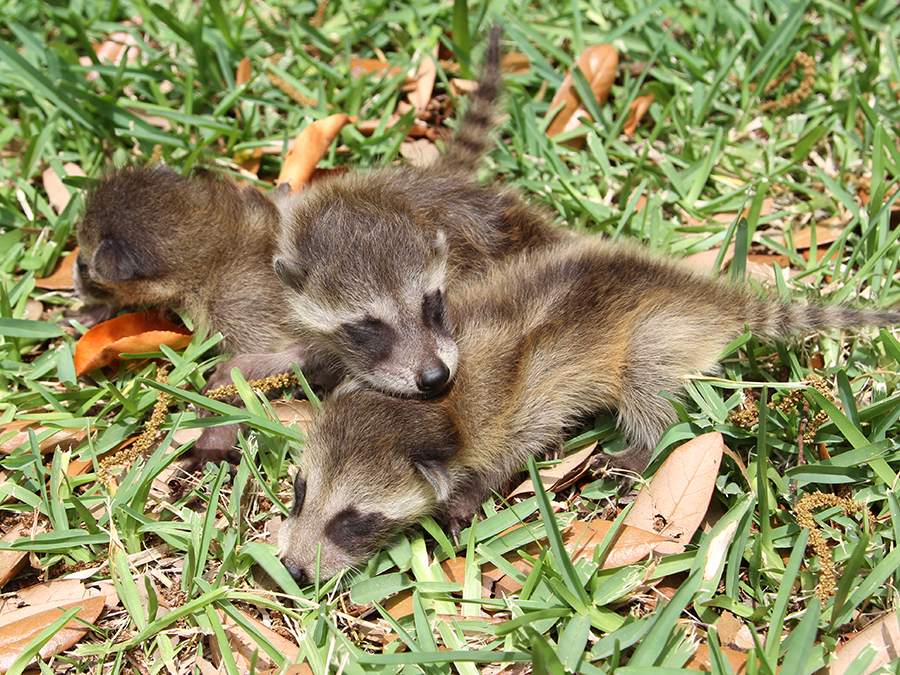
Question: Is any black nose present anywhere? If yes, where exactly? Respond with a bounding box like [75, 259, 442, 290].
[416, 363, 450, 392]
[282, 560, 308, 585]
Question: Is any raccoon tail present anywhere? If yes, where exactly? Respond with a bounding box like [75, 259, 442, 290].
[437, 24, 502, 176]
[743, 296, 900, 342]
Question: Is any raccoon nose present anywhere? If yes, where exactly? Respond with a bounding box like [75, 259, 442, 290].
[282, 561, 309, 585]
[416, 363, 450, 392]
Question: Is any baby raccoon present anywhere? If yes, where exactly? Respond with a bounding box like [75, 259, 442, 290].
[245, 25, 569, 398]
[73, 165, 294, 356]
[73, 166, 305, 464]
[278, 236, 900, 581]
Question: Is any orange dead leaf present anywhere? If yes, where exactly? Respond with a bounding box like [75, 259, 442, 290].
[685, 644, 749, 674]
[501, 52, 530, 75]
[546, 44, 618, 139]
[73, 310, 192, 377]
[277, 114, 350, 192]
[623, 432, 725, 557]
[235, 57, 252, 86]
[0, 524, 32, 589]
[622, 93, 655, 137]
[34, 249, 77, 290]
[349, 57, 404, 80]
[0, 595, 104, 671]
[791, 225, 845, 250]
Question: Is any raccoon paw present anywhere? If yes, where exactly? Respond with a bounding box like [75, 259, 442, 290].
[180, 424, 243, 473]
[61, 304, 116, 331]
[591, 445, 652, 476]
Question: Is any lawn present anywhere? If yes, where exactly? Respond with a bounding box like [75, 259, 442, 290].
[1, 0, 900, 672]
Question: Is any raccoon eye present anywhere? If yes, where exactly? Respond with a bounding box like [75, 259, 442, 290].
[423, 290, 445, 329]
[340, 318, 395, 360]
[274, 258, 306, 291]
[325, 506, 384, 553]
[290, 474, 307, 516]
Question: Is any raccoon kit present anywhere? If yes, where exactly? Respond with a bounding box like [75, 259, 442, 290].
[73, 166, 301, 464]
[74, 166, 294, 356]
[206, 25, 570, 399]
[278, 236, 900, 581]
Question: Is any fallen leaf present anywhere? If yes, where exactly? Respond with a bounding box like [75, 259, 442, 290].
[680, 244, 736, 274]
[802, 246, 840, 264]
[546, 45, 618, 139]
[277, 114, 350, 192]
[41, 164, 86, 215]
[235, 57, 252, 86]
[0, 524, 31, 589]
[791, 225, 845, 250]
[623, 433, 725, 556]
[408, 46, 438, 112]
[0, 595, 104, 671]
[270, 400, 315, 435]
[400, 139, 441, 168]
[73, 310, 192, 376]
[34, 249, 77, 290]
[209, 607, 299, 671]
[622, 94, 655, 137]
[349, 58, 404, 80]
[0, 420, 86, 456]
[501, 52, 530, 75]
[685, 643, 748, 673]
[824, 610, 900, 674]
[508, 442, 597, 498]
[21, 300, 43, 322]
[356, 116, 432, 138]
[234, 147, 263, 176]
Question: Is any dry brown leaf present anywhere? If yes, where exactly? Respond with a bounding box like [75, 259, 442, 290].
[349, 58, 404, 80]
[685, 643, 748, 673]
[210, 607, 299, 671]
[73, 310, 192, 376]
[501, 52, 530, 75]
[355, 117, 432, 138]
[34, 249, 77, 290]
[546, 45, 618, 138]
[21, 300, 43, 322]
[508, 442, 597, 499]
[791, 225, 845, 250]
[408, 46, 438, 112]
[233, 147, 263, 176]
[0, 525, 31, 590]
[623, 432, 725, 556]
[235, 57, 252, 86]
[41, 163, 85, 215]
[0, 595, 104, 672]
[825, 611, 900, 674]
[622, 94, 655, 137]
[449, 78, 478, 96]
[802, 246, 840, 264]
[277, 114, 350, 192]
[0, 420, 86, 456]
[270, 400, 315, 435]
[400, 139, 441, 168]
[679, 244, 736, 275]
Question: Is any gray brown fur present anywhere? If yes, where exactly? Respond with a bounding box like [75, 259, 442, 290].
[74, 166, 294, 356]
[278, 235, 900, 581]
[73, 166, 305, 465]
[261, 25, 569, 398]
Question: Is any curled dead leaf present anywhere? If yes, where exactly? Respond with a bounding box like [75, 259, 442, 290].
[622, 93, 655, 137]
[546, 45, 618, 139]
[34, 249, 77, 290]
[235, 57, 252, 86]
[277, 114, 350, 192]
[73, 310, 192, 377]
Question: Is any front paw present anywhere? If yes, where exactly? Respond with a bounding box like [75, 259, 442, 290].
[180, 424, 243, 473]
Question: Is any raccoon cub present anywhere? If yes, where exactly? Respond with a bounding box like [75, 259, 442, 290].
[206, 25, 570, 397]
[278, 236, 900, 581]
[73, 166, 304, 464]
[73, 165, 294, 356]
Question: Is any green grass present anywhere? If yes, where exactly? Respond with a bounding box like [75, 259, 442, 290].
[2, 0, 900, 672]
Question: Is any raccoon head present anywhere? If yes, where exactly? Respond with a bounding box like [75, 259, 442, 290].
[275, 186, 459, 397]
[74, 166, 190, 308]
[278, 386, 460, 583]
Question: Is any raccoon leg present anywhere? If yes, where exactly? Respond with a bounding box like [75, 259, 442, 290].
[181, 422, 244, 472]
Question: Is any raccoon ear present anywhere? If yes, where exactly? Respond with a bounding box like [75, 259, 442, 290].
[92, 238, 159, 281]
[414, 458, 453, 503]
[274, 257, 308, 291]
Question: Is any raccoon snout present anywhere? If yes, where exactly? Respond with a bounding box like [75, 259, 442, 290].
[282, 560, 308, 585]
[416, 362, 451, 392]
